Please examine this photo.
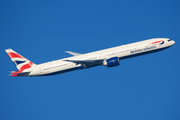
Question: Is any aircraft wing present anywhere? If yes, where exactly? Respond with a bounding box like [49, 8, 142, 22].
[64, 59, 104, 66]
[65, 51, 82, 56]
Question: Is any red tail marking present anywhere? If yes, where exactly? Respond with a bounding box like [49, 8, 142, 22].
[19, 62, 33, 71]
[7, 52, 25, 59]
[11, 62, 33, 77]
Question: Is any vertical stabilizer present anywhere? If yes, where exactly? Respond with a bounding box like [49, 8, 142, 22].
[5, 49, 35, 76]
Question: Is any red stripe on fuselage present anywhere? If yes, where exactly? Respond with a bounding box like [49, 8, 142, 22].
[7, 52, 25, 59]
[150, 40, 164, 44]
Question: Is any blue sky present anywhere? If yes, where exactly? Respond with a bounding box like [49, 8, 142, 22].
[1, 0, 180, 120]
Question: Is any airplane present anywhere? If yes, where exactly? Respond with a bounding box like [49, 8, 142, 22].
[5, 38, 175, 77]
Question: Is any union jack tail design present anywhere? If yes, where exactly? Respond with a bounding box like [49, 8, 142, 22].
[5, 49, 34, 76]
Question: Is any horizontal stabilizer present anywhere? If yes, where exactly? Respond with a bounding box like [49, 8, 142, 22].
[65, 51, 82, 56]
[11, 71, 31, 77]
[10, 71, 16, 73]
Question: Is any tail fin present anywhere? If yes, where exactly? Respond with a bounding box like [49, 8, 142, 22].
[5, 49, 34, 76]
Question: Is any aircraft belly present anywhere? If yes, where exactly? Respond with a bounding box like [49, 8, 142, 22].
[41, 65, 85, 76]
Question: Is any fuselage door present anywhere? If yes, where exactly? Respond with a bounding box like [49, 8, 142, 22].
[39, 67, 44, 74]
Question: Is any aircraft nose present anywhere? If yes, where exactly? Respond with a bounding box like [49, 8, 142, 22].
[172, 40, 175, 45]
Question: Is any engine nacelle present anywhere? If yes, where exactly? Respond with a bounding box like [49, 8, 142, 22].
[103, 57, 120, 67]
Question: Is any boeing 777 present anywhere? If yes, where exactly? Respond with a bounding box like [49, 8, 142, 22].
[5, 38, 175, 77]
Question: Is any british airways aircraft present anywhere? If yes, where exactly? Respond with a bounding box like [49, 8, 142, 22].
[6, 38, 175, 77]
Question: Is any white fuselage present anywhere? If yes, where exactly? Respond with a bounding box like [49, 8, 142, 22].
[28, 38, 175, 76]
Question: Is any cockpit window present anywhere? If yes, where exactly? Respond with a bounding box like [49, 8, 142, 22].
[168, 39, 172, 42]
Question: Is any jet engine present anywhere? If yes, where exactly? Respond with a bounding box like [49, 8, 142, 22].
[103, 57, 120, 67]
